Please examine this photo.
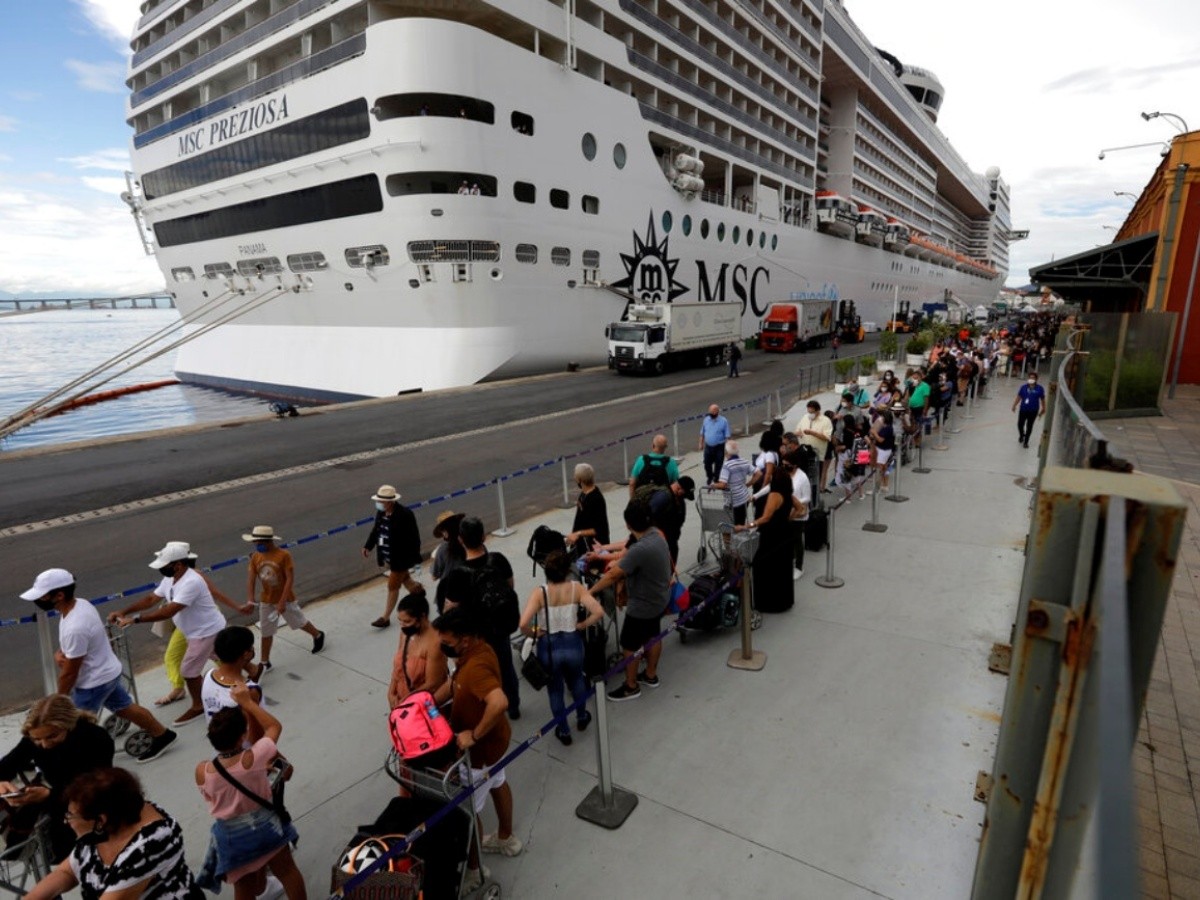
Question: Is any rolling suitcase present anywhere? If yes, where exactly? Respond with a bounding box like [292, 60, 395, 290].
[805, 508, 828, 552]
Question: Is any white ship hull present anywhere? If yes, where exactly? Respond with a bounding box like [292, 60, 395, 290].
[132, 17, 1005, 402]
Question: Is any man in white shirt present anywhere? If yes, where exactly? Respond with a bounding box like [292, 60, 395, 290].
[20, 568, 177, 763]
[113, 542, 229, 727]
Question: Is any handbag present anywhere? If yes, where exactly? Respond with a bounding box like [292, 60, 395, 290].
[520, 587, 553, 691]
[212, 753, 293, 828]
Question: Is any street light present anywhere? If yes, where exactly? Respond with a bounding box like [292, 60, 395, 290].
[1141, 111, 1189, 134]
[1098, 142, 1170, 160]
[1114, 191, 1138, 203]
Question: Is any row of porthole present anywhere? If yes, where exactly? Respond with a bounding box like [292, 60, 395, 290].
[581, 133, 627, 169]
[660, 210, 780, 251]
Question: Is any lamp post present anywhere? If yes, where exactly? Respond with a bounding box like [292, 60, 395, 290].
[1098, 141, 1171, 160]
[1141, 111, 1189, 134]
[1114, 191, 1138, 203]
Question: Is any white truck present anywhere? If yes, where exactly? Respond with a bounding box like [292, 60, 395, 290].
[607, 301, 743, 375]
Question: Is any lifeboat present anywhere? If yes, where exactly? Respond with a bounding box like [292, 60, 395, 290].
[884, 217, 911, 251]
[815, 191, 857, 238]
[855, 206, 887, 246]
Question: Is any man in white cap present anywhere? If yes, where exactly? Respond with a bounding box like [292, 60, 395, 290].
[20, 569, 177, 763]
[243, 524, 325, 669]
[362, 485, 424, 628]
[111, 542, 228, 727]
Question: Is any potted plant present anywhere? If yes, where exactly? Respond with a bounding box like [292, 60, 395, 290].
[879, 329, 899, 363]
[833, 357, 856, 392]
[858, 355, 876, 385]
[904, 332, 929, 366]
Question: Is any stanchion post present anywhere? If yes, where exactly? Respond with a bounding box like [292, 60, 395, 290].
[559, 457, 573, 509]
[761, 392, 773, 426]
[815, 503, 844, 589]
[913, 426, 931, 474]
[728, 562, 766, 671]
[863, 468, 888, 533]
[931, 411, 950, 451]
[774, 389, 783, 421]
[575, 683, 638, 828]
[36, 611, 58, 696]
[672, 420, 680, 460]
[621, 438, 630, 485]
[491, 477, 516, 537]
[885, 438, 909, 503]
[948, 402, 962, 435]
[965, 387, 976, 419]
[743, 406, 750, 436]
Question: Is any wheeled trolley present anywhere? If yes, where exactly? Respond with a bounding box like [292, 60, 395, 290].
[694, 487, 736, 564]
[100, 623, 154, 758]
[0, 813, 52, 896]
[383, 748, 501, 900]
[678, 525, 762, 642]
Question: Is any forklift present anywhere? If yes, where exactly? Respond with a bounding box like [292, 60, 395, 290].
[836, 300, 865, 343]
[885, 300, 913, 333]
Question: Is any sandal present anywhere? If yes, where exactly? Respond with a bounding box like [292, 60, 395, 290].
[154, 689, 185, 707]
[371, 617, 390, 629]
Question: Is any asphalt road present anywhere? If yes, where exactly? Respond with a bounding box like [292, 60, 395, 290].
[0, 338, 882, 710]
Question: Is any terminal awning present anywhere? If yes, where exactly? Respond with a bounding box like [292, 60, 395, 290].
[1030, 233, 1157, 309]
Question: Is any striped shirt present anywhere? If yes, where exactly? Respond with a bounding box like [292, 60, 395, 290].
[718, 455, 754, 508]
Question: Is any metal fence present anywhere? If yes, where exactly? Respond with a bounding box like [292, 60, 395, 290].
[971, 329, 1187, 898]
[1073, 311, 1177, 416]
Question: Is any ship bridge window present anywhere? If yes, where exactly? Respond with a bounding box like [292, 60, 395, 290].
[385, 173, 496, 197]
[373, 93, 495, 124]
[203, 262, 234, 279]
[515, 244, 538, 264]
[510, 111, 534, 135]
[550, 189, 569, 210]
[551, 247, 571, 266]
[154, 174, 384, 248]
[513, 182, 536, 204]
[582, 196, 600, 214]
[407, 241, 500, 263]
[171, 267, 195, 282]
[236, 257, 284, 277]
[346, 245, 391, 268]
[287, 252, 328, 273]
[141, 99, 371, 200]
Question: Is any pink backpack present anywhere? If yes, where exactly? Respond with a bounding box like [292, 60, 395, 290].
[388, 690, 454, 761]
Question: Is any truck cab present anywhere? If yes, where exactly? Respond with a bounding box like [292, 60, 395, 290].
[759, 306, 800, 352]
[607, 322, 664, 373]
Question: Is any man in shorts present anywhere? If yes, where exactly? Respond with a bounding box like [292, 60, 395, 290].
[20, 569, 176, 763]
[588, 500, 672, 702]
[244, 524, 325, 670]
[113, 542, 228, 727]
[432, 606, 522, 891]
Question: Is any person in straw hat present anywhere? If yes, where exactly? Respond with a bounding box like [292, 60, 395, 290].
[362, 485, 425, 628]
[244, 525, 325, 670]
[430, 510, 466, 585]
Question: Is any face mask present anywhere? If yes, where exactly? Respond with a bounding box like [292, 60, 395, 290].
[1027, 379, 1036, 386]
[440, 642, 459, 659]
[33, 597, 56, 612]
[255, 542, 271, 553]
[374, 501, 386, 512]
[400, 624, 420, 637]
[158, 564, 176, 578]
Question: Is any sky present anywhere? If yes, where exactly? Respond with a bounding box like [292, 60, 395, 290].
[0, 0, 1197, 296]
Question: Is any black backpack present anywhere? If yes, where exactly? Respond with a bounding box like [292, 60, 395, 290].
[526, 525, 567, 575]
[469, 554, 520, 636]
[633, 454, 670, 489]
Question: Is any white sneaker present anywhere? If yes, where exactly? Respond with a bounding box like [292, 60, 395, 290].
[793, 569, 804, 580]
[481, 832, 523, 856]
[256, 875, 284, 900]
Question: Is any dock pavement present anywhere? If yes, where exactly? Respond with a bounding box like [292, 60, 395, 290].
[2, 381, 1043, 898]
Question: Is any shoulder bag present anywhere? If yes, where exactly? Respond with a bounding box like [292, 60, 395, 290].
[520, 587, 553, 691]
[212, 753, 292, 828]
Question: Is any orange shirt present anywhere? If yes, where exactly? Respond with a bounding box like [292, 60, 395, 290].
[449, 642, 510, 767]
[249, 547, 295, 605]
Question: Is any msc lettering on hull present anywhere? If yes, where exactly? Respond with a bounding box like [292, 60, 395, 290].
[176, 96, 291, 158]
[695, 261, 771, 317]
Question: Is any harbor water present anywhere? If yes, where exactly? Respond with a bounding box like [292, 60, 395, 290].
[0, 308, 276, 452]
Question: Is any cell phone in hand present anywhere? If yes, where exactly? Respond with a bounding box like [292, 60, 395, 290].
[1, 789, 26, 799]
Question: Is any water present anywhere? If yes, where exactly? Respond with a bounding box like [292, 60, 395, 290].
[0, 308, 277, 452]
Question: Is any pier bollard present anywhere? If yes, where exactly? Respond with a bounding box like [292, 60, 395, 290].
[815, 501, 844, 589]
[559, 457, 573, 509]
[728, 565, 766, 671]
[575, 683, 638, 828]
[36, 611, 57, 696]
[491, 477, 516, 537]
[913, 427, 931, 474]
[885, 441, 909, 503]
[862, 469, 887, 533]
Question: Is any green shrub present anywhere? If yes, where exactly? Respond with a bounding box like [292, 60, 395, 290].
[879, 330, 898, 360]
[905, 332, 930, 355]
[859, 355, 876, 372]
[834, 358, 857, 379]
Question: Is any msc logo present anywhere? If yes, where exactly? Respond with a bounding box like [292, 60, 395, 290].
[612, 216, 688, 305]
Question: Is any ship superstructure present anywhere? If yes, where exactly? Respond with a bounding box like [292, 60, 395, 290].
[124, 0, 1012, 400]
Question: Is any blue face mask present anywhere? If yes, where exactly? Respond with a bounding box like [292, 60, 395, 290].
[255, 542, 271, 553]
[374, 501, 386, 512]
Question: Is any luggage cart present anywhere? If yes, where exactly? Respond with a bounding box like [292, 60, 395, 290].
[678, 525, 762, 642]
[694, 487, 735, 564]
[384, 748, 501, 900]
[101, 624, 154, 758]
[0, 813, 52, 896]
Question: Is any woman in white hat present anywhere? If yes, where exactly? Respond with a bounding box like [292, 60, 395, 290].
[244, 526, 325, 671]
[361, 485, 425, 628]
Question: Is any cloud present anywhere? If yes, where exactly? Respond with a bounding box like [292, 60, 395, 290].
[81, 176, 130, 196]
[65, 59, 127, 94]
[1044, 57, 1200, 95]
[62, 149, 132, 172]
[7, 90, 40, 103]
[0, 115, 17, 133]
[72, 0, 141, 46]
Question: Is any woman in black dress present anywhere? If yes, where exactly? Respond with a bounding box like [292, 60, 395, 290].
[738, 468, 804, 613]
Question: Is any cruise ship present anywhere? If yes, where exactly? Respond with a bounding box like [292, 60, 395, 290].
[123, 0, 1013, 401]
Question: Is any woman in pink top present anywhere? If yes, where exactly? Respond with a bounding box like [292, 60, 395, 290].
[194, 684, 305, 899]
[387, 592, 447, 709]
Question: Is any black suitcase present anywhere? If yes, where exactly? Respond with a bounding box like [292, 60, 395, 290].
[805, 509, 828, 551]
[683, 573, 727, 631]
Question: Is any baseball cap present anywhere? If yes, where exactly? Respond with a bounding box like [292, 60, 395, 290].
[20, 568, 75, 601]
